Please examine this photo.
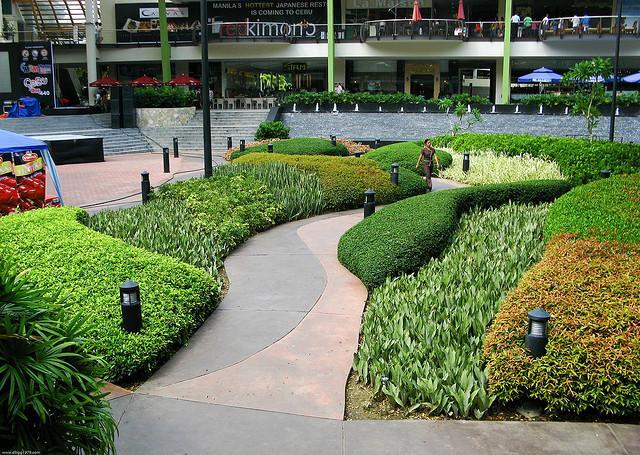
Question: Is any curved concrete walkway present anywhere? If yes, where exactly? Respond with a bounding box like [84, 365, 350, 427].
[111, 178, 639, 454]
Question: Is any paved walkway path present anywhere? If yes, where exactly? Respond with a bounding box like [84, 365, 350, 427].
[110, 178, 639, 454]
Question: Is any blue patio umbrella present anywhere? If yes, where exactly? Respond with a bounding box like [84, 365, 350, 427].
[517, 67, 563, 83]
[622, 71, 640, 83]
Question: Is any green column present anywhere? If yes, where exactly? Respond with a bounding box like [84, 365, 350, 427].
[501, 0, 512, 104]
[327, 0, 335, 91]
[159, 0, 171, 82]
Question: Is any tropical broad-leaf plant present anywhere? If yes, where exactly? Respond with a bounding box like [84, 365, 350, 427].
[562, 57, 613, 140]
[437, 98, 482, 136]
[0, 261, 117, 453]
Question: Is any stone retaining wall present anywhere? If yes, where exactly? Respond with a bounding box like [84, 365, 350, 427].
[136, 107, 196, 128]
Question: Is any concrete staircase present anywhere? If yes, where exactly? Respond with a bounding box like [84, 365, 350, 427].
[140, 110, 269, 155]
[0, 114, 153, 155]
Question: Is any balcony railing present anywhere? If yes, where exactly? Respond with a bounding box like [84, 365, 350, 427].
[511, 15, 640, 41]
[362, 19, 465, 41]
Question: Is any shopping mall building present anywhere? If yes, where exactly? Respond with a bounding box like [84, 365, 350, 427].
[1, 0, 639, 108]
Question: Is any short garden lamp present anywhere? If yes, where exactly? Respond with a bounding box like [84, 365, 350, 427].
[120, 280, 142, 333]
[390, 162, 399, 185]
[268, 143, 274, 153]
[240, 139, 246, 152]
[462, 153, 470, 173]
[524, 307, 550, 358]
[600, 169, 611, 179]
[364, 188, 376, 218]
[330, 135, 337, 146]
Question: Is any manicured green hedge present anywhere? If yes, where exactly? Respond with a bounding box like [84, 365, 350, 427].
[545, 174, 640, 244]
[338, 180, 572, 288]
[280, 91, 491, 106]
[229, 138, 349, 160]
[235, 153, 426, 211]
[255, 121, 290, 140]
[520, 92, 640, 108]
[364, 141, 453, 177]
[430, 133, 640, 183]
[134, 87, 197, 108]
[0, 208, 220, 382]
[483, 234, 640, 416]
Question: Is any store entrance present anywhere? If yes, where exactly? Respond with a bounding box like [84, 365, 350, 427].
[410, 74, 435, 97]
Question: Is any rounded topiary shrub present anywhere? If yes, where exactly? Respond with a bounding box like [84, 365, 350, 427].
[365, 141, 452, 177]
[229, 138, 349, 160]
[255, 121, 290, 140]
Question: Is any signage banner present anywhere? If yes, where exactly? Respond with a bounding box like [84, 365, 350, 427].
[345, 0, 431, 9]
[139, 7, 189, 19]
[17, 42, 56, 108]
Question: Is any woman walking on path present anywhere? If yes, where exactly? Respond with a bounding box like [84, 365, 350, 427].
[416, 138, 440, 192]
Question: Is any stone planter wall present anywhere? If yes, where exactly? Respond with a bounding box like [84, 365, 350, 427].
[136, 107, 196, 128]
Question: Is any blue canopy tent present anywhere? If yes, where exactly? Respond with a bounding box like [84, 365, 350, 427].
[622, 71, 640, 83]
[7, 97, 42, 118]
[0, 129, 63, 205]
[517, 67, 563, 83]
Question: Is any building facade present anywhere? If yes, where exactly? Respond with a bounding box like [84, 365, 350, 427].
[1, 0, 640, 107]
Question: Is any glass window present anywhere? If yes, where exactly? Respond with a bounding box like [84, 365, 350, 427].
[0, 52, 11, 93]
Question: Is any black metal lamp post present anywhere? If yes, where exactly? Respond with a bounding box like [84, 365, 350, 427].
[141, 171, 151, 204]
[364, 189, 376, 217]
[524, 307, 550, 358]
[609, 0, 624, 142]
[173, 137, 179, 157]
[462, 153, 470, 172]
[163, 147, 170, 173]
[120, 280, 142, 333]
[240, 139, 245, 152]
[201, 0, 212, 178]
[390, 162, 399, 185]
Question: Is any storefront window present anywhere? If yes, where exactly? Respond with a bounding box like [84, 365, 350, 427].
[347, 60, 401, 93]
[224, 61, 326, 97]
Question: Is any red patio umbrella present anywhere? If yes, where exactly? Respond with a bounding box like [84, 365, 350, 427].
[89, 75, 121, 87]
[456, 0, 465, 20]
[411, 0, 423, 23]
[129, 75, 164, 87]
[167, 74, 201, 86]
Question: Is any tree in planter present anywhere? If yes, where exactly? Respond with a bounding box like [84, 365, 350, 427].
[437, 98, 482, 136]
[0, 262, 117, 453]
[562, 57, 613, 140]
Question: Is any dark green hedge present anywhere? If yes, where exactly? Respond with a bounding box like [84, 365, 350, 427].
[229, 138, 349, 160]
[134, 87, 197, 108]
[545, 174, 640, 243]
[280, 91, 490, 106]
[365, 141, 453, 177]
[430, 133, 640, 184]
[338, 180, 573, 288]
[0, 208, 220, 382]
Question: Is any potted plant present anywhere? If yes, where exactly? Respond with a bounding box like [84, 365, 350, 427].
[3, 18, 16, 41]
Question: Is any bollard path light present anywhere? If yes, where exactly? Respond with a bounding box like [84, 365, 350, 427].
[462, 153, 470, 173]
[268, 143, 274, 153]
[390, 162, 399, 185]
[600, 169, 612, 179]
[364, 189, 376, 218]
[173, 137, 179, 158]
[120, 280, 142, 333]
[354, 152, 363, 158]
[227, 136, 233, 149]
[162, 147, 170, 173]
[141, 171, 151, 204]
[331, 135, 337, 146]
[524, 307, 550, 358]
[240, 139, 246, 152]
[374, 138, 381, 149]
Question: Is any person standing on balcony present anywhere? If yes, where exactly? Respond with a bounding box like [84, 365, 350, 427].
[542, 14, 550, 31]
[581, 12, 590, 33]
[510, 12, 521, 39]
[572, 14, 580, 33]
[523, 14, 532, 37]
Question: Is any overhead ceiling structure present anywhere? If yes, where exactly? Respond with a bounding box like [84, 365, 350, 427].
[14, 0, 101, 44]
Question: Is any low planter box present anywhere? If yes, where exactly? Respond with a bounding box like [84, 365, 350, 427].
[515, 104, 539, 114]
[381, 103, 402, 113]
[356, 103, 380, 113]
[136, 107, 196, 128]
[620, 106, 640, 117]
[400, 103, 423, 113]
[542, 105, 569, 115]
[473, 104, 494, 114]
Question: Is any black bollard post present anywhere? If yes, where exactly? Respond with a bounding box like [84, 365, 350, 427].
[354, 152, 362, 158]
[600, 169, 611, 178]
[268, 143, 274, 153]
[227, 136, 233, 149]
[331, 135, 337, 146]
[141, 171, 151, 204]
[240, 139, 246, 152]
[374, 138, 380, 149]
[390, 162, 399, 185]
[163, 147, 170, 173]
[462, 153, 470, 172]
[120, 280, 142, 333]
[364, 189, 376, 218]
[173, 137, 179, 158]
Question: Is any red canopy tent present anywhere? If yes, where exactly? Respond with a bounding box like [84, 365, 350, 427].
[456, 0, 465, 20]
[411, 0, 422, 23]
[129, 75, 164, 87]
[167, 74, 201, 86]
[89, 75, 121, 87]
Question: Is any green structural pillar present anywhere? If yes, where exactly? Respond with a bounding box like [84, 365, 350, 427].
[159, 0, 171, 82]
[327, 0, 335, 91]
[501, 0, 512, 104]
